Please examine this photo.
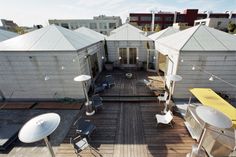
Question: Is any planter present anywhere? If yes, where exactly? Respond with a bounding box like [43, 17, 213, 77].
[104, 63, 113, 71]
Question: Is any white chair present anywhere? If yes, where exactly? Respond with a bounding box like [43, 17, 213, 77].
[157, 91, 168, 104]
[155, 110, 174, 127]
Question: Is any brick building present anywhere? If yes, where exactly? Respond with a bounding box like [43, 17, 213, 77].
[129, 9, 236, 30]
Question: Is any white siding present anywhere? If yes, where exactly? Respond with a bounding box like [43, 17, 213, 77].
[107, 40, 154, 62]
[173, 51, 236, 99]
[0, 43, 103, 100]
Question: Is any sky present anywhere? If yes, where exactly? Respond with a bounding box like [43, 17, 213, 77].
[0, 0, 236, 26]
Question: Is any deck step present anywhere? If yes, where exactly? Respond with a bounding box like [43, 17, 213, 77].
[101, 96, 157, 102]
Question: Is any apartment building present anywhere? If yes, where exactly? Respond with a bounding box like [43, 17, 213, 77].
[49, 15, 122, 35]
[129, 9, 236, 31]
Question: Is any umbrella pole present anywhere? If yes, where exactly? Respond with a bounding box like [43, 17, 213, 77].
[44, 136, 55, 157]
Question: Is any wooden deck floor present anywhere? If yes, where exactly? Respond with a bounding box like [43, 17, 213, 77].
[56, 102, 195, 157]
[96, 70, 164, 97]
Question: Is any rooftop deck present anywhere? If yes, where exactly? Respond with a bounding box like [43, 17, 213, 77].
[0, 70, 195, 157]
[56, 70, 195, 157]
[57, 102, 195, 157]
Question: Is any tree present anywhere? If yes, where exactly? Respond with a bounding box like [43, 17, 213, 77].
[14, 26, 25, 34]
[227, 21, 236, 33]
[142, 24, 149, 32]
[154, 24, 161, 32]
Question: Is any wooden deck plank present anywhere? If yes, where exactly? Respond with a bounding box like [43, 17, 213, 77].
[56, 70, 195, 157]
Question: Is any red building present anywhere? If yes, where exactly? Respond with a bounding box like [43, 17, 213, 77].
[129, 9, 236, 30]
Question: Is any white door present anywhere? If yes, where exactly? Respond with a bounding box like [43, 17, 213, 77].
[119, 48, 137, 67]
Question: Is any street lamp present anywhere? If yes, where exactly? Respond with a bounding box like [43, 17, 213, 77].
[74, 75, 95, 116]
[164, 74, 182, 113]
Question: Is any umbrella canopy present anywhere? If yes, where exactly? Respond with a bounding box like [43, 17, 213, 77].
[196, 106, 232, 129]
[74, 75, 91, 82]
[166, 74, 182, 82]
[18, 113, 60, 143]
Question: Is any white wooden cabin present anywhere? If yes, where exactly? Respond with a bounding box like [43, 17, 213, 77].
[148, 27, 180, 73]
[106, 24, 155, 70]
[155, 25, 236, 100]
[0, 25, 104, 100]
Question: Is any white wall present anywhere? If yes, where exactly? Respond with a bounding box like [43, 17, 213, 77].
[173, 51, 236, 99]
[0, 43, 103, 100]
[107, 40, 154, 62]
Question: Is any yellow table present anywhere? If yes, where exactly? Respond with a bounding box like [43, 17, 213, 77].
[190, 88, 236, 128]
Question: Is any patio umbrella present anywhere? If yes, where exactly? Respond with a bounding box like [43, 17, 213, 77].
[18, 113, 60, 157]
[187, 106, 232, 157]
[163, 74, 182, 113]
[74, 75, 95, 116]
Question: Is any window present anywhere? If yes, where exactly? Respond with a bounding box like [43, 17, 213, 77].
[89, 23, 97, 29]
[99, 23, 107, 29]
[217, 21, 222, 26]
[61, 23, 69, 29]
[165, 16, 173, 21]
[130, 16, 138, 21]
[176, 16, 185, 22]
[155, 16, 162, 21]
[129, 48, 137, 64]
[70, 23, 78, 30]
[201, 21, 206, 25]
[119, 48, 127, 64]
[109, 23, 116, 29]
[140, 16, 152, 21]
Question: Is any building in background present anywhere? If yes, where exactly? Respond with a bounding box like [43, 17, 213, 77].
[1, 19, 43, 34]
[49, 15, 122, 35]
[1, 19, 18, 32]
[194, 18, 236, 32]
[129, 9, 236, 31]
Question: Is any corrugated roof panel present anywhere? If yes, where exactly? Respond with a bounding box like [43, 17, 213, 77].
[0, 25, 99, 51]
[207, 27, 236, 50]
[0, 29, 18, 42]
[149, 27, 179, 41]
[156, 25, 236, 52]
[75, 27, 106, 41]
[183, 26, 227, 51]
[156, 26, 199, 51]
[107, 23, 151, 41]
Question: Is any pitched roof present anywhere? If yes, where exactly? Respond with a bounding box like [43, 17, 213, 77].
[75, 27, 106, 41]
[0, 29, 18, 42]
[148, 27, 179, 41]
[156, 25, 236, 52]
[0, 25, 99, 51]
[107, 23, 152, 41]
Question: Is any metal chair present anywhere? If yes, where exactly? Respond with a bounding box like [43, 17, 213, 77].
[70, 135, 101, 157]
[76, 118, 96, 140]
[92, 94, 103, 112]
[92, 80, 105, 94]
[155, 110, 174, 128]
[157, 91, 168, 104]
[105, 75, 115, 88]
